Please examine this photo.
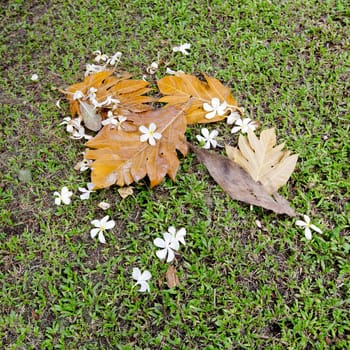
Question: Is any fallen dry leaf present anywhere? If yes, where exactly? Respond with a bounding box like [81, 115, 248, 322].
[158, 73, 239, 124]
[165, 265, 180, 288]
[118, 186, 134, 199]
[226, 128, 298, 194]
[85, 106, 188, 189]
[190, 143, 296, 216]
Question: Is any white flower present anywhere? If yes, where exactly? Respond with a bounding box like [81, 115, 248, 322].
[108, 52, 122, 66]
[98, 95, 120, 108]
[59, 117, 82, 133]
[230, 118, 257, 134]
[102, 112, 127, 128]
[90, 215, 115, 244]
[166, 68, 184, 75]
[167, 226, 186, 246]
[73, 90, 84, 100]
[74, 158, 92, 172]
[93, 50, 109, 63]
[30, 74, 39, 82]
[54, 186, 73, 205]
[78, 182, 95, 200]
[203, 98, 227, 119]
[226, 110, 241, 125]
[147, 61, 159, 74]
[172, 43, 191, 55]
[154, 232, 179, 263]
[296, 215, 323, 240]
[132, 268, 151, 293]
[97, 201, 111, 210]
[196, 128, 219, 149]
[85, 64, 106, 76]
[139, 123, 162, 146]
[71, 126, 92, 140]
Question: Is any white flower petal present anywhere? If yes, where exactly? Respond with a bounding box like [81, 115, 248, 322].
[153, 132, 162, 140]
[138, 281, 150, 292]
[295, 220, 306, 227]
[304, 227, 312, 240]
[148, 136, 156, 146]
[201, 128, 210, 138]
[156, 248, 168, 260]
[104, 220, 115, 230]
[203, 102, 213, 112]
[310, 224, 322, 234]
[205, 110, 216, 119]
[91, 219, 101, 227]
[303, 215, 311, 224]
[231, 126, 242, 134]
[90, 228, 100, 239]
[141, 270, 152, 281]
[166, 248, 175, 263]
[98, 231, 106, 243]
[139, 125, 149, 133]
[132, 267, 141, 280]
[154, 238, 166, 248]
[140, 134, 149, 143]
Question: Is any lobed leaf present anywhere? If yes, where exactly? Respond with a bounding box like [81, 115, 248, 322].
[85, 106, 188, 188]
[226, 128, 298, 194]
[157, 73, 238, 124]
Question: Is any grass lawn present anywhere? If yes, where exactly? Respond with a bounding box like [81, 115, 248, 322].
[1, 0, 349, 349]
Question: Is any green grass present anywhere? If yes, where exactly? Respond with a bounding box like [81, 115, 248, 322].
[1, 0, 349, 349]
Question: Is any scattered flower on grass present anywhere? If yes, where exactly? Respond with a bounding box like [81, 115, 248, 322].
[203, 98, 227, 119]
[93, 50, 109, 63]
[226, 110, 241, 125]
[79, 183, 95, 200]
[74, 158, 92, 172]
[90, 215, 115, 244]
[154, 231, 180, 263]
[172, 43, 191, 55]
[85, 63, 106, 76]
[108, 51, 122, 66]
[59, 117, 82, 133]
[230, 118, 257, 134]
[147, 61, 159, 74]
[196, 128, 219, 149]
[132, 268, 151, 293]
[166, 68, 184, 75]
[30, 74, 39, 82]
[139, 123, 162, 146]
[54, 186, 73, 205]
[98, 201, 111, 210]
[71, 126, 92, 140]
[296, 215, 322, 240]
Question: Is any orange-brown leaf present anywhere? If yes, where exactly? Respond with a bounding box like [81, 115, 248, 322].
[85, 107, 188, 189]
[63, 71, 155, 118]
[158, 73, 238, 124]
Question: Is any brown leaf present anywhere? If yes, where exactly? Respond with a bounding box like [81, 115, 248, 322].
[85, 106, 188, 189]
[165, 265, 180, 288]
[226, 128, 298, 194]
[157, 73, 239, 124]
[190, 144, 296, 216]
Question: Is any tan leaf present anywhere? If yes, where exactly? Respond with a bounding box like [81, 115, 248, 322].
[157, 73, 239, 124]
[165, 266, 180, 288]
[79, 101, 102, 131]
[118, 186, 134, 199]
[85, 106, 188, 189]
[226, 128, 298, 194]
[190, 144, 296, 216]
